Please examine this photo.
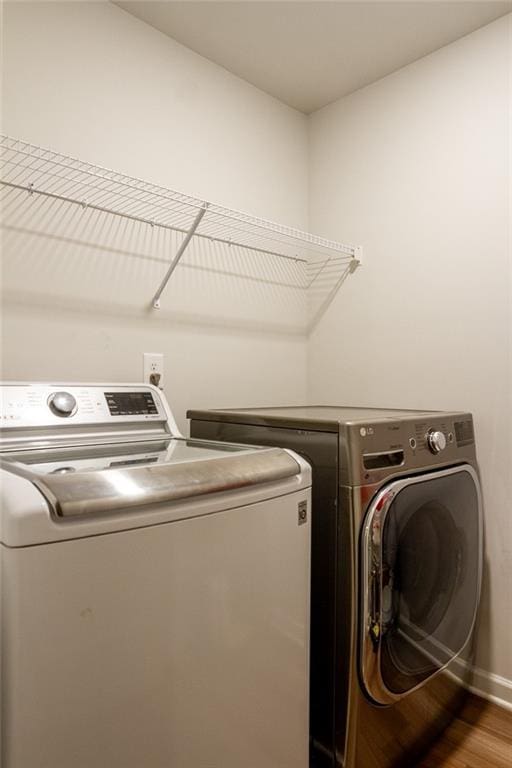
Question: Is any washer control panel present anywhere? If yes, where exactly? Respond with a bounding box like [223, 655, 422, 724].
[105, 391, 158, 417]
[0, 384, 166, 428]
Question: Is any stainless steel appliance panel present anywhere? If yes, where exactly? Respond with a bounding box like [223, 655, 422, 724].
[189, 406, 482, 768]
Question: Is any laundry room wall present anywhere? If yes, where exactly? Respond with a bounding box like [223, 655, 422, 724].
[308, 14, 512, 703]
[0, 0, 309, 431]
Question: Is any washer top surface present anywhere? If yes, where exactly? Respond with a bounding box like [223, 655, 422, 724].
[9, 436, 258, 475]
[2, 434, 302, 517]
[0, 383, 310, 547]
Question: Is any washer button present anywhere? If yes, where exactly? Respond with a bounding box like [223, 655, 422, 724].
[409, 437, 417, 449]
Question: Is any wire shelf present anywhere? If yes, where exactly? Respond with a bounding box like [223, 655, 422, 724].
[0, 135, 362, 326]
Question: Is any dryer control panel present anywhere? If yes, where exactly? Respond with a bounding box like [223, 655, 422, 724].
[345, 412, 476, 486]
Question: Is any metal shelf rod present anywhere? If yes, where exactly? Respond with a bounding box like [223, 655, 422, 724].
[3, 147, 356, 254]
[2, 146, 206, 214]
[0, 135, 363, 320]
[0, 180, 191, 238]
[152, 204, 208, 309]
[0, 180, 309, 264]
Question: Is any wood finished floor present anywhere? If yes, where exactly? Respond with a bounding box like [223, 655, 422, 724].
[417, 694, 512, 767]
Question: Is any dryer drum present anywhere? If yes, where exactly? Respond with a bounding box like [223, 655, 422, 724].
[388, 501, 461, 638]
[361, 465, 482, 705]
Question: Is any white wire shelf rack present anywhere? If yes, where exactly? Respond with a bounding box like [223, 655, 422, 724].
[0, 135, 362, 319]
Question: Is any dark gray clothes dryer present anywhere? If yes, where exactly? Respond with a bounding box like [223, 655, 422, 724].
[187, 405, 482, 768]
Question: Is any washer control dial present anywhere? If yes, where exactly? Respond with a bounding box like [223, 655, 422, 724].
[48, 391, 77, 418]
[427, 429, 446, 454]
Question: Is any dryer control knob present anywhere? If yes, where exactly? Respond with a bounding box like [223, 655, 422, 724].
[427, 430, 447, 454]
[48, 391, 77, 417]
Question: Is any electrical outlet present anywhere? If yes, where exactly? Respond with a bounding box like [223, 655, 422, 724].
[143, 353, 164, 389]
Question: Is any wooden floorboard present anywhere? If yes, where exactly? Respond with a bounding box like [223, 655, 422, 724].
[417, 694, 512, 768]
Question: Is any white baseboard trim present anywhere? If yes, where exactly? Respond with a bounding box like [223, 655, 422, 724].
[467, 665, 512, 712]
[446, 655, 512, 711]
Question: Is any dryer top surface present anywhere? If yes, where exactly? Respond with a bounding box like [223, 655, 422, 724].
[187, 405, 466, 432]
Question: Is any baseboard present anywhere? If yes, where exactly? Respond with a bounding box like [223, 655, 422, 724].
[446, 654, 512, 712]
[467, 665, 512, 712]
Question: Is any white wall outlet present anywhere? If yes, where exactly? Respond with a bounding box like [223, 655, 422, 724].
[143, 353, 164, 389]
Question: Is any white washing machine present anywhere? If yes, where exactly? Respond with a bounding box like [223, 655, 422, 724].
[0, 383, 311, 768]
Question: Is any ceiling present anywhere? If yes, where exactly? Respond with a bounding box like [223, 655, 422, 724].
[115, 1, 512, 113]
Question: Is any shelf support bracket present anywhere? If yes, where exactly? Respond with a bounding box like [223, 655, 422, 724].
[350, 246, 363, 272]
[152, 203, 208, 309]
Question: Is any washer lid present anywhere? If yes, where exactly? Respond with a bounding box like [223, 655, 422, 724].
[2, 438, 300, 518]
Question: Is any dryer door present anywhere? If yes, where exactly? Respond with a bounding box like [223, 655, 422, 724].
[360, 464, 482, 705]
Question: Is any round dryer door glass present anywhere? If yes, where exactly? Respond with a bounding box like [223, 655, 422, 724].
[361, 465, 482, 704]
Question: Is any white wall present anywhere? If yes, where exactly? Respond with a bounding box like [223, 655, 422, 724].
[308, 15, 512, 696]
[2, 0, 511, 702]
[0, 1, 309, 431]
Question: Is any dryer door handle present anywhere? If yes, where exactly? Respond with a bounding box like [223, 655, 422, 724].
[368, 567, 381, 648]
